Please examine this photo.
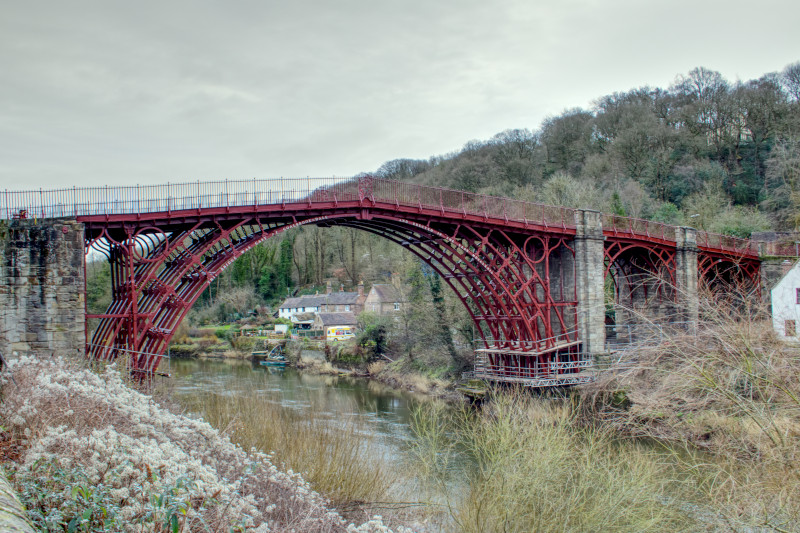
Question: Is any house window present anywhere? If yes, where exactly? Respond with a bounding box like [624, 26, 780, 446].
[301, 307, 305, 312]
[787, 320, 797, 337]
[394, 302, 400, 311]
[345, 305, 350, 311]
[796, 288, 800, 304]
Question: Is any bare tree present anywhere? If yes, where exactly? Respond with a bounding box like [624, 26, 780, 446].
[782, 61, 800, 102]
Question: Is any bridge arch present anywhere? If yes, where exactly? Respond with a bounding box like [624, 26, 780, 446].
[86, 208, 579, 375]
[4, 176, 784, 386]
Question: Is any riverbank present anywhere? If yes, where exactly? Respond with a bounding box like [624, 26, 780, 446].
[0, 355, 413, 532]
[579, 308, 800, 530]
[294, 355, 465, 403]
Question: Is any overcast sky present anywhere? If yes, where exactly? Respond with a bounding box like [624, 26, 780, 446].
[1, 0, 798, 190]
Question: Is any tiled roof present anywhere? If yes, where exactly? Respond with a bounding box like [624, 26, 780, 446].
[316, 312, 358, 326]
[368, 284, 402, 303]
[279, 292, 361, 309]
[279, 295, 325, 309]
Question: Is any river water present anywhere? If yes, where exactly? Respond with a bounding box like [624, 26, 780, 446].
[168, 357, 434, 464]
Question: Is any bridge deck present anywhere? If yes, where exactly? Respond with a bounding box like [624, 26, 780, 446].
[0, 176, 774, 258]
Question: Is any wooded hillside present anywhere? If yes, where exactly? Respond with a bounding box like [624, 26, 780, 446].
[376, 63, 800, 236]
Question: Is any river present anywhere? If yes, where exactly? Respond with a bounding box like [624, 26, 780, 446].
[168, 357, 436, 468]
[165, 356, 719, 531]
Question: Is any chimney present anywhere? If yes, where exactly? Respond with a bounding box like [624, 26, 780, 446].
[326, 280, 332, 295]
[783, 259, 793, 275]
[358, 281, 364, 297]
[340, 284, 344, 292]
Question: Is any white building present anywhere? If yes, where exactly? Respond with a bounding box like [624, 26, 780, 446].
[771, 260, 800, 342]
[276, 281, 366, 320]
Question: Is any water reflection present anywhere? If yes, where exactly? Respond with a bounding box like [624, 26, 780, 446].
[169, 357, 429, 448]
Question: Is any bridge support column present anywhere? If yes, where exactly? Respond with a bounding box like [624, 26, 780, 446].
[675, 227, 699, 332]
[574, 210, 606, 354]
[0, 219, 85, 358]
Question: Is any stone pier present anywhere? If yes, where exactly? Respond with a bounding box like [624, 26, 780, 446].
[574, 210, 606, 354]
[675, 227, 699, 331]
[0, 219, 85, 357]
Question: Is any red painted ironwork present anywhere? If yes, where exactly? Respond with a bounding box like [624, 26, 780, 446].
[698, 251, 761, 296]
[604, 240, 677, 322]
[1, 176, 791, 383]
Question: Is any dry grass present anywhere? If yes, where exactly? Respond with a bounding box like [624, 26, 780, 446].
[583, 291, 800, 529]
[374, 367, 449, 396]
[366, 361, 387, 375]
[408, 390, 694, 533]
[181, 379, 399, 508]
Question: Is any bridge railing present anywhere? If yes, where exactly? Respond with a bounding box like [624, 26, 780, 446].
[3, 177, 793, 257]
[696, 230, 759, 255]
[1, 176, 579, 231]
[602, 214, 677, 242]
[1, 178, 353, 219]
[367, 178, 576, 229]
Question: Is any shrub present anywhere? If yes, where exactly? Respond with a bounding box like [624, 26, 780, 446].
[0, 355, 409, 532]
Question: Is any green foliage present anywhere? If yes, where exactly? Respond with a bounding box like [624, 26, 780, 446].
[258, 237, 294, 302]
[709, 205, 772, 238]
[356, 311, 389, 357]
[11, 458, 225, 533]
[138, 474, 218, 533]
[86, 260, 112, 314]
[650, 202, 683, 225]
[13, 458, 125, 532]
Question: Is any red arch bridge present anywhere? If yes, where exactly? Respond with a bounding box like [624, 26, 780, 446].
[2, 177, 794, 387]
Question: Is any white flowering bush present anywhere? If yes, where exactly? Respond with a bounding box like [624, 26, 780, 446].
[0, 355, 413, 532]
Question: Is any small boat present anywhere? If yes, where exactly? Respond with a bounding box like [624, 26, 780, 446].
[255, 345, 288, 367]
[260, 355, 288, 367]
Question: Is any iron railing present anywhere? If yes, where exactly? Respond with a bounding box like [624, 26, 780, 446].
[0, 176, 577, 231]
[2, 176, 795, 256]
[602, 214, 677, 242]
[696, 230, 759, 255]
[473, 352, 594, 387]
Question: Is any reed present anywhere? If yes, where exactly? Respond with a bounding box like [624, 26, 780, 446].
[584, 287, 800, 530]
[180, 378, 399, 507]
[409, 391, 693, 533]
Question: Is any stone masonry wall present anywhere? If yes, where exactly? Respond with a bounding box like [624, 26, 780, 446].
[574, 210, 606, 354]
[674, 227, 699, 331]
[0, 219, 85, 357]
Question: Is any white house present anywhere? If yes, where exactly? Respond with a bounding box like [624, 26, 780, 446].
[771, 260, 800, 342]
[277, 281, 366, 320]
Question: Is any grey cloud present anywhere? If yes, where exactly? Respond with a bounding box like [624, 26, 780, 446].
[1, 0, 798, 188]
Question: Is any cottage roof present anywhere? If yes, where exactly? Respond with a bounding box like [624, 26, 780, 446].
[323, 291, 361, 305]
[279, 294, 326, 309]
[279, 291, 362, 309]
[316, 312, 358, 326]
[368, 284, 402, 303]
